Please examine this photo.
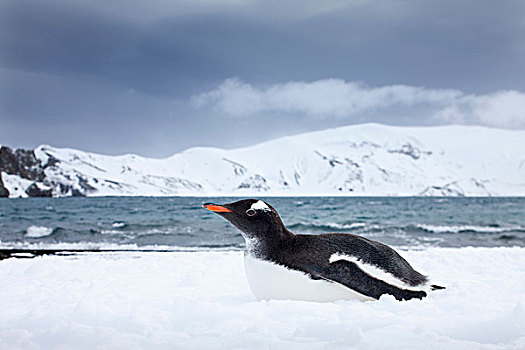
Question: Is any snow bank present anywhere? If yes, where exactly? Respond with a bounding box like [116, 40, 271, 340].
[0, 248, 524, 349]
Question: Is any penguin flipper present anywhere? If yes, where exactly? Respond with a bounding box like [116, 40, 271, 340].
[321, 260, 427, 301]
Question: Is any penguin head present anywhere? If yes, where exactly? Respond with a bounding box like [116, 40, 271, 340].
[203, 199, 289, 246]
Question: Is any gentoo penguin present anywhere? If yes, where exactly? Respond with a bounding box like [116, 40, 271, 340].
[203, 199, 444, 302]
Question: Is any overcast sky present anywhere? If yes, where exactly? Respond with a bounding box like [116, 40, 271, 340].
[1, 0, 525, 157]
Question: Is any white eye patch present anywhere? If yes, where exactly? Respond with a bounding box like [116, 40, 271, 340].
[250, 200, 271, 211]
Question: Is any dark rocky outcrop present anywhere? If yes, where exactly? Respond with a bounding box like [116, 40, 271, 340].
[237, 174, 270, 191]
[387, 143, 432, 160]
[25, 183, 53, 197]
[0, 145, 66, 197]
[0, 146, 46, 181]
[54, 179, 94, 197]
[0, 174, 9, 197]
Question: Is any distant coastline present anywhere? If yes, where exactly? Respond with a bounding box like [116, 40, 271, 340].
[2, 123, 524, 198]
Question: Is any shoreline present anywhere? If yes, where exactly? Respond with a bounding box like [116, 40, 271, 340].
[2, 245, 524, 261]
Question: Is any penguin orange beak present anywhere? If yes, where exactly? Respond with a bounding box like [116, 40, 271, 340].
[203, 203, 232, 213]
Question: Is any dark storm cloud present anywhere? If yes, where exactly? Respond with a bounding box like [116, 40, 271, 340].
[0, 1, 228, 96]
[1, 0, 525, 156]
[4, 0, 525, 94]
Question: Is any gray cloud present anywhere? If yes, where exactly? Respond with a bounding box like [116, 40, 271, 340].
[3, 0, 525, 94]
[1, 0, 525, 156]
[193, 78, 525, 128]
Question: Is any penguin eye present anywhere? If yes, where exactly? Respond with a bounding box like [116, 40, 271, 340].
[246, 208, 256, 216]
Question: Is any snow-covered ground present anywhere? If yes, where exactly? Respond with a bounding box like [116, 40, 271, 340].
[3, 123, 525, 197]
[1, 248, 524, 349]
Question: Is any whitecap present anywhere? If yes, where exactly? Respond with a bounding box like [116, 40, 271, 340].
[416, 224, 522, 234]
[326, 222, 366, 230]
[26, 225, 54, 238]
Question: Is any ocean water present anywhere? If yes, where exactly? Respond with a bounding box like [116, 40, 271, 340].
[0, 197, 524, 250]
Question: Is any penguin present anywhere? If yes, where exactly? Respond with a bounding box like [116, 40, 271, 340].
[203, 199, 444, 302]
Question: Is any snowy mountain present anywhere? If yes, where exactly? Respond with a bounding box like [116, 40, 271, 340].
[1, 124, 524, 197]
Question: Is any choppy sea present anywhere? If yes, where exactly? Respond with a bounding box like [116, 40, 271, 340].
[1, 197, 524, 250]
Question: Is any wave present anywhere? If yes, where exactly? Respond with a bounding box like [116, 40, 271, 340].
[0, 241, 243, 252]
[100, 226, 196, 236]
[288, 222, 525, 235]
[25, 226, 56, 238]
[415, 224, 525, 234]
[288, 222, 366, 232]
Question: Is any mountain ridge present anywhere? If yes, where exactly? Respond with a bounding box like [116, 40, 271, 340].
[1, 124, 524, 197]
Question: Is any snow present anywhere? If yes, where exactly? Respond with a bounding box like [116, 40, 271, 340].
[0, 248, 524, 349]
[7, 123, 523, 197]
[25, 226, 54, 238]
[1, 172, 34, 198]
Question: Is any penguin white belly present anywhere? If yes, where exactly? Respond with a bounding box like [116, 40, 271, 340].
[243, 254, 373, 302]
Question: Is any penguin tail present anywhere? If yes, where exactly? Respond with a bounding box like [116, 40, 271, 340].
[430, 284, 446, 290]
